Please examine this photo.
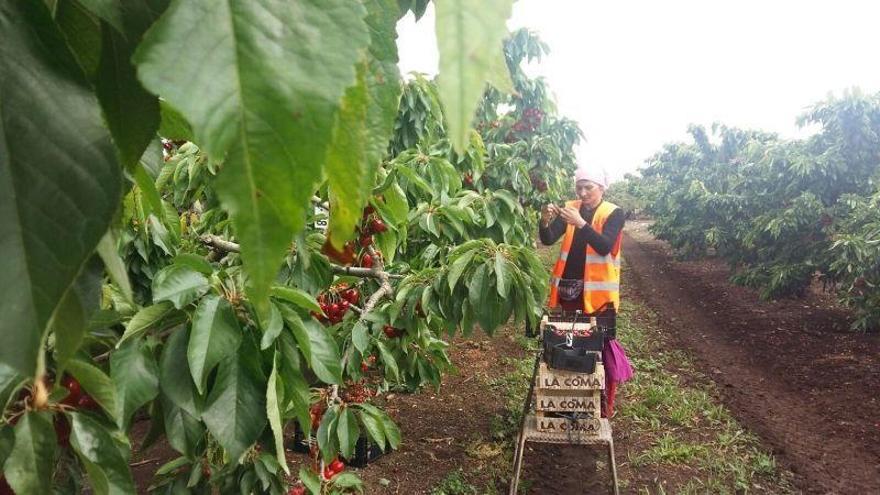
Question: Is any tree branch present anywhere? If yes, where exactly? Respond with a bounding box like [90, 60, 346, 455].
[359, 245, 394, 317]
[201, 234, 402, 279]
[201, 234, 241, 253]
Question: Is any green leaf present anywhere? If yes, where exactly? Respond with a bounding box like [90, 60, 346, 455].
[161, 397, 204, 458]
[270, 286, 322, 314]
[383, 182, 410, 225]
[66, 359, 118, 421]
[95, 21, 159, 169]
[285, 313, 342, 385]
[381, 413, 401, 450]
[351, 321, 371, 354]
[331, 472, 364, 491]
[0, 0, 122, 376]
[356, 408, 385, 451]
[139, 137, 165, 178]
[110, 339, 160, 431]
[468, 264, 487, 310]
[494, 252, 510, 298]
[202, 346, 266, 461]
[316, 406, 339, 463]
[172, 253, 213, 276]
[157, 100, 193, 142]
[447, 250, 476, 291]
[277, 333, 311, 435]
[159, 327, 202, 417]
[375, 341, 399, 381]
[260, 300, 284, 350]
[0, 363, 24, 413]
[336, 406, 360, 460]
[327, 0, 402, 248]
[299, 467, 321, 495]
[266, 353, 289, 474]
[0, 424, 13, 467]
[4, 412, 55, 495]
[69, 412, 135, 495]
[188, 295, 242, 394]
[77, 0, 124, 34]
[118, 301, 176, 346]
[151, 264, 210, 309]
[54, 0, 103, 78]
[134, 0, 371, 316]
[96, 231, 133, 302]
[51, 257, 103, 368]
[435, 0, 515, 152]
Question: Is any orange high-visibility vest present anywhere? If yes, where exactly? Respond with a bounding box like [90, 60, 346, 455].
[547, 200, 622, 312]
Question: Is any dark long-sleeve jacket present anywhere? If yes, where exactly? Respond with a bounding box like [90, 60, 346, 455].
[539, 201, 626, 280]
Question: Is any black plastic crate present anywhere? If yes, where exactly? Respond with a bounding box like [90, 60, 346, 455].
[345, 436, 385, 468]
[289, 423, 385, 467]
[288, 424, 311, 454]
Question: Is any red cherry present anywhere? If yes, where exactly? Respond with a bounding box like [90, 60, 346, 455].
[54, 415, 70, 447]
[343, 288, 360, 304]
[60, 375, 82, 406]
[361, 254, 374, 269]
[289, 487, 305, 495]
[323, 466, 336, 479]
[464, 174, 473, 186]
[383, 325, 399, 338]
[322, 237, 356, 265]
[363, 205, 375, 217]
[329, 303, 340, 314]
[0, 476, 13, 495]
[359, 235, 373, 248]
[330, 459, 345, 474]
[77, 394, 98, 410]
[369, 218, 387, 233]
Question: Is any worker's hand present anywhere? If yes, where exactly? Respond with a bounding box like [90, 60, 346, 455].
[540, 204, 559, 226]
[559, 206, 587, 228]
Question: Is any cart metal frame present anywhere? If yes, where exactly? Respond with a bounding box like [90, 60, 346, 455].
[509, 313, 619, 495]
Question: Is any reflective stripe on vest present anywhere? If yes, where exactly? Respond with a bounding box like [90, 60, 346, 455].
[583, 281, 620, 291]
[585, 254, 621, 267]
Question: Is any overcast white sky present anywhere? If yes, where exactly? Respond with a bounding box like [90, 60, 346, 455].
[396, 0, 880, 181]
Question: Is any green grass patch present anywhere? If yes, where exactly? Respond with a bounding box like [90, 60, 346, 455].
[616, 298, 795, 493]
[430, 469, 479, 495]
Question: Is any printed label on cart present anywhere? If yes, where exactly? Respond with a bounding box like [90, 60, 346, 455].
[536, 394, 600, 413]
[538, 363, 605, 391]
[537, 417, 601, 434]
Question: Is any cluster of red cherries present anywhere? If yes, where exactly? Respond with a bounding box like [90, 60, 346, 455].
[314, 285, 360, 324]
[340, 380, 375, 404]
[530, 172, 548, 192]
[512, 107, 544, 133]
[286, 457, 345, 494]
[321, 204, 387, 268]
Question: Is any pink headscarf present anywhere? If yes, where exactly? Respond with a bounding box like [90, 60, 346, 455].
[574, 167, 608, 188]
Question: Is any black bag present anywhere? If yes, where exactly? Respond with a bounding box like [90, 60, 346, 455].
[542, 325, 604, 353]
[545, 345, 598, 373]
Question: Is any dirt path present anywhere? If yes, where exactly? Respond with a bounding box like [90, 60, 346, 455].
[622, 222, 880, 494]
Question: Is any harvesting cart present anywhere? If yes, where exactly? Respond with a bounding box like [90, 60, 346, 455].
[509, 310, 619, 495]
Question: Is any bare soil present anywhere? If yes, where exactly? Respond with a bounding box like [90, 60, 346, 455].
[623, 221, 880, 494]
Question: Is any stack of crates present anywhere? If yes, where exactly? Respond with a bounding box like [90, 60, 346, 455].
[529, 313, 607, 440]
